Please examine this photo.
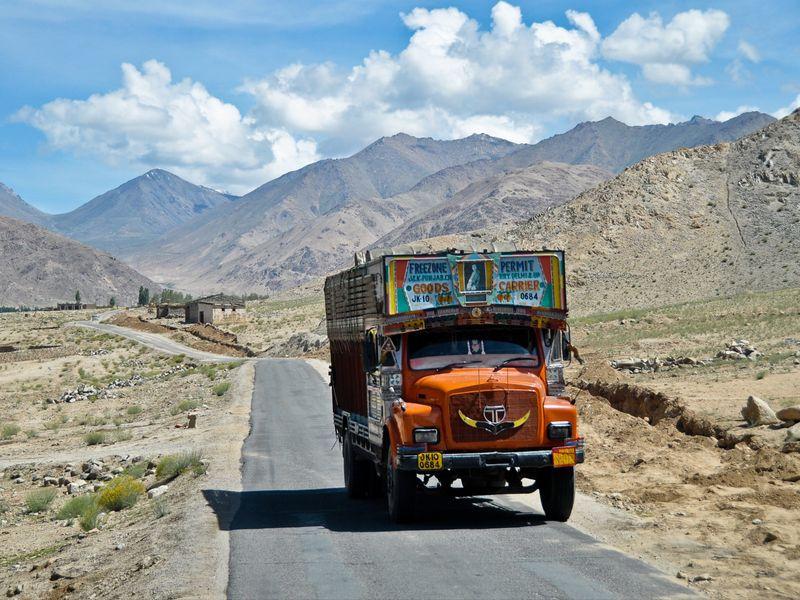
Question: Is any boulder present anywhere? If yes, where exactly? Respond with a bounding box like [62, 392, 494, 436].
[776, 406, 800, 423]
[67, 480, 87, 495]
[786, 422, 800, 443]
[147, 485, 169, 499]
[741, 396, 779, 426]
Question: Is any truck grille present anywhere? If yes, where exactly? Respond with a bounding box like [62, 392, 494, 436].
[448, 390, 538, 444]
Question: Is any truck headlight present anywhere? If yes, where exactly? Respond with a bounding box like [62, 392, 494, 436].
[413, 427, 439, 444]
[547, 421, 572, 440]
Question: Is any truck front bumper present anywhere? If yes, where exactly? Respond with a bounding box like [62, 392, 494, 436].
[396, 447, 585, 471]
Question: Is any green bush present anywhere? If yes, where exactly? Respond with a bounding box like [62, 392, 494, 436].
[1, 424, 21, 440]
[152, 498, 170, 519]
[199, 365, 217, 380]
[56, 494, 97, 520]
[126, 405, 143, 416]
[113, 430, 132, 443]
[122, 462, 147, 479]
[756, 370, 767, 380]
[156, 451, 205, 480]
[84, 431, 106, 446]
[170, 399, 199, 415]
[25, 488, 57, 513]
[213, 382, 231, 397]
[79, 502, 101, 531]
[97, 476, 145, 511]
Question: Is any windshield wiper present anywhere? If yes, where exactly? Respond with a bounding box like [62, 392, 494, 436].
[435, 360, 481, 373]
[492, 356, 537, 371]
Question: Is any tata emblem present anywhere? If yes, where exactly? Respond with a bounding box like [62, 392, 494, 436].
[483, 404, 506, 424]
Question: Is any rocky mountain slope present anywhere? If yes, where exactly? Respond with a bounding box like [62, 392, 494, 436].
[412, 110, 798, 316]
[495, 111, 776, 174]
[0, 216, 158, 307]
[128, 133, 521, 291]
[128, 113, 775, 294]
[0, 183, 51, 227]
[52, 169, 236, 256]
[374, 162, 610, 248]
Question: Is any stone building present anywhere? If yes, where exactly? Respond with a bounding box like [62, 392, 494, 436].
[56, 302, 97, 310]
[155, 303, 186, 319]
[185, 294, 245, 324]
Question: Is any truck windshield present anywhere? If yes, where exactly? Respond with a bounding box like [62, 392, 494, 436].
[407, 326, 539, 371]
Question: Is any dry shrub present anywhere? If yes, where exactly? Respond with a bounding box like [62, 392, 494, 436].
[98, 475, 145, 511]
[25, 488, 57, 513]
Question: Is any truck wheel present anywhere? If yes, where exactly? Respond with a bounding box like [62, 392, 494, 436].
[539, 467, 575, 522]
[386, 455, 415, 522]
[343, 431, 370, 498]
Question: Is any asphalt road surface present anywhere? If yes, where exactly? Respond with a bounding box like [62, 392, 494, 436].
[219, 359, 693, 599]
[71, 320, 238, 363]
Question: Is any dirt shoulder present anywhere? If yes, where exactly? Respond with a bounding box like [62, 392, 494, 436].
[0, 310, 254, 599]
[564, 288, 800, 599]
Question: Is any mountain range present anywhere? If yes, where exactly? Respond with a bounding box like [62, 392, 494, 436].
[0, 110, 780, 302]
[0, 170, 236, 257]
[124, 112, 775, 293]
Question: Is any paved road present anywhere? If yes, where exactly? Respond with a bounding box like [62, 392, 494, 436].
[70, 320, 239, 363]
[217, 359, 693, 599]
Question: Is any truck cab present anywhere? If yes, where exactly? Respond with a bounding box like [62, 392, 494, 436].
[325, 246, 583, 522]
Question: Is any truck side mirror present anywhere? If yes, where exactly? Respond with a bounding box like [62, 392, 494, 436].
[562, 331, 572, 362]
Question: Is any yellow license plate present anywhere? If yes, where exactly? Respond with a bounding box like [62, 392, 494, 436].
[417, 452, 443, 471]
[552, 446, 576, 468]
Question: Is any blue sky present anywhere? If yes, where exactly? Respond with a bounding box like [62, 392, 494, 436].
[1, 0, 798, 213]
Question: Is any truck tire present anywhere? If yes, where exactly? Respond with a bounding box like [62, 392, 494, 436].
[539, 467, 575, 522]
[386, 456, 415, 522]
[343, 431, 370, 498]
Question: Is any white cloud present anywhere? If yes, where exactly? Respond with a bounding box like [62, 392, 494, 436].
[244, 2, 676, 157]
[18, 3, 685, 192]
[714, 105, 760, 122]
[602, 9, 729, 85]
[737, 41, 760, 62]
[15, 60, 319, 193]
[773, 94, 800, 119]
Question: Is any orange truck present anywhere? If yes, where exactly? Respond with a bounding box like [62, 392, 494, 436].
[324, 245, 583, 522]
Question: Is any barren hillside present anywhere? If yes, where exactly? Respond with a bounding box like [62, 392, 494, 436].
[374, 162, 610, 248]
[0, 216, 158, 307]
[128, 133, 521, 292]
[0, 182, 51, 227]
[53, 169, 236, 256]
[496, 111, 776, 173]
[510, 109, 800, 314]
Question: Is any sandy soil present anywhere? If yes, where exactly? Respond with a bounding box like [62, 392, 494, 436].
[108, 312, 249, 358]
[0, 310, 253, 599]
[563, 289, 800, 599]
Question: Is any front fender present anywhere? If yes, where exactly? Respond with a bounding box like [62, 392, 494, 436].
[388, 401, 443, 447]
